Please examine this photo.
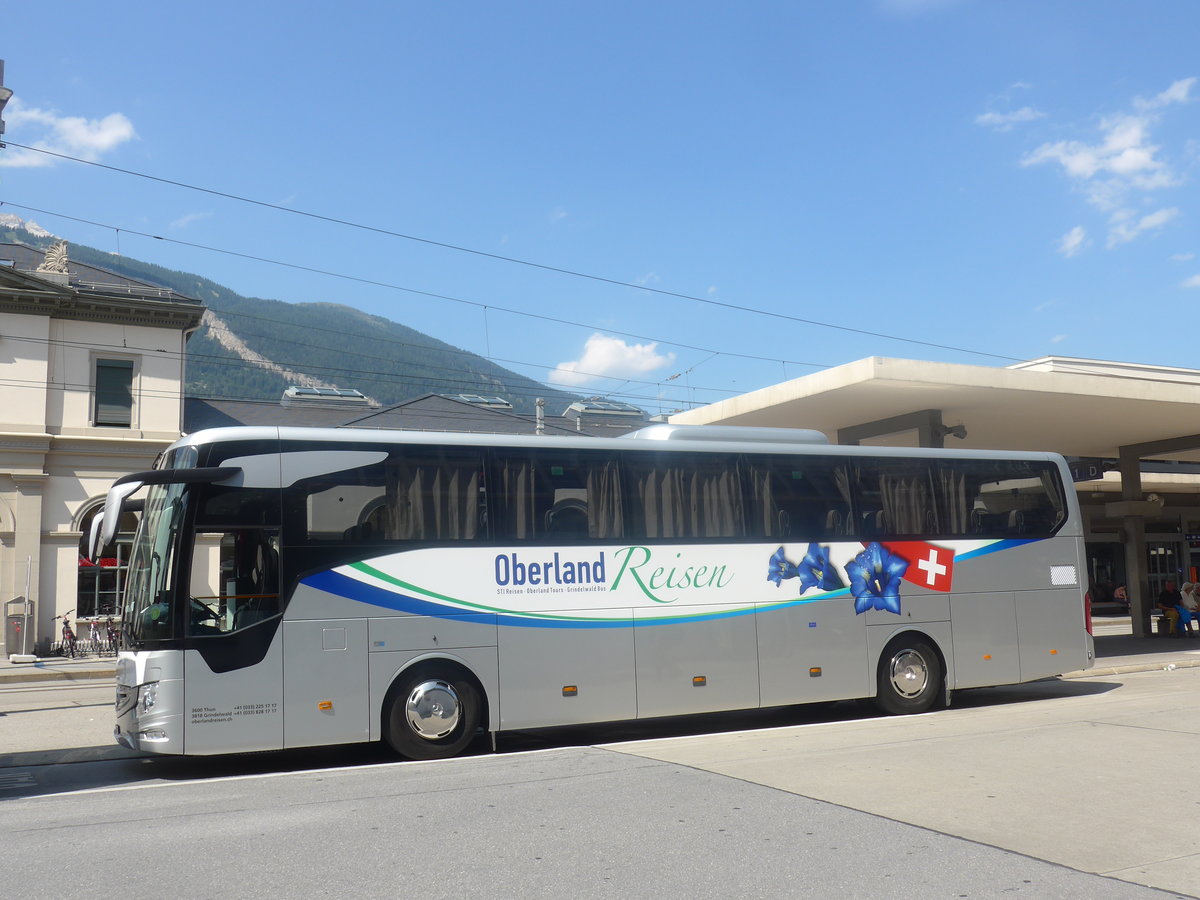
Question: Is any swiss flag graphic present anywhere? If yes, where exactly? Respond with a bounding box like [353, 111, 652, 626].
[876, 541, 956, 592]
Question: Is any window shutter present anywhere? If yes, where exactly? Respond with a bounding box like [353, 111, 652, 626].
[95, 359, 134, 426]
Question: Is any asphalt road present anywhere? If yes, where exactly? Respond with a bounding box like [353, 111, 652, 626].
[1, 670, 1197, 898]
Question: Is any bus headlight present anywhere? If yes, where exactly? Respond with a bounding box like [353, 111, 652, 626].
[138, 682, 159, 713]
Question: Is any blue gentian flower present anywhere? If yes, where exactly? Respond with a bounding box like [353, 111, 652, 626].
[797, 542, 843, 593]
[767, 547, 799, 586]
[846, 542, 908, 615]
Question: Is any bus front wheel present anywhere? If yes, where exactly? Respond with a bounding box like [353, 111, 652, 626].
[874, 636, 942, 716]
[384, 665, 481, 760]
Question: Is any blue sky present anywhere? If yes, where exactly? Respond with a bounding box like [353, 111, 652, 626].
[2, 1, 1198, 414]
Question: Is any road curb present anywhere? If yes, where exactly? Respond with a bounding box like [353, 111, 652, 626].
[1061, 656, 1200, 679]
[5, 656, 1198, 686]
[0, 668, 115, 685]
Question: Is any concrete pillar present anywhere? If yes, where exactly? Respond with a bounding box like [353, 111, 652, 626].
[1118, 450, 1150, 637]
[837, 409, 950, 448]
[12, 475, 47, 649]
[1121, 516, 1151, 637]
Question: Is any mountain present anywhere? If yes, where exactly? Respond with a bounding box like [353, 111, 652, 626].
[0, 218, 586, 415]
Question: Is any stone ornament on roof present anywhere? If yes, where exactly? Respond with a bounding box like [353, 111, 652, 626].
[36, 240, 69, 274]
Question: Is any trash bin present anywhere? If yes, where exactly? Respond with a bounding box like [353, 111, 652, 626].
[5, 597, 34, 656]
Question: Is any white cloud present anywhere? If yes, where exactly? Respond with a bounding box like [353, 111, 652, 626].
[1106, 206, 1179, 248]
[549, 208, 568, 223]
[0, 97, 136, 168]
[975, 107, 1045, 132]
[635, 272, 661, 286]
[1018, 76, 1195, 213]
[1169, 252, 1195, 262]
[1134, 77, 1196, 111]
[1050, 334, 1068, 343]
[1022, 113, 1173, 202]
[1058, 226, 1087, 257]
[169, 212, 211, 230]
[1182, 274, 1200, 289]
[548, 333, 676, 387]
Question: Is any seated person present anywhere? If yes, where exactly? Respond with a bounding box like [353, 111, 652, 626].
[1179, 583, 1199, 637]
[1157, 580, 1187, 636]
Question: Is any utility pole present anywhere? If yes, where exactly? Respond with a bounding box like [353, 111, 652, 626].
[0, 60, 13, 149]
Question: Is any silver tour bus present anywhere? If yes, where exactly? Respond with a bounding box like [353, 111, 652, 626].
[95, 424, 1093, 759]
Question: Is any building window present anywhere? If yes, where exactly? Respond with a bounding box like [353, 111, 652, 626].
[94, 359, 134, 427]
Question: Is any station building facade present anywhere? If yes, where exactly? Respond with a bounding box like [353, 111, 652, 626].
[0, 242, 204, 655]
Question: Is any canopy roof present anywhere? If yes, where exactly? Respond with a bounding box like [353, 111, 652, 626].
[671, 356, 1200, 463]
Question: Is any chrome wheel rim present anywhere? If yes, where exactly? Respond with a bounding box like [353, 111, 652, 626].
[405, 679, 461, 740]
[889, 649, 929, 699]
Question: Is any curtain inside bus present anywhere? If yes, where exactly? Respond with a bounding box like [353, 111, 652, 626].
[385, 457, 480, 540]
[624, 454, 747, 539]
[491, 453, 625, 541]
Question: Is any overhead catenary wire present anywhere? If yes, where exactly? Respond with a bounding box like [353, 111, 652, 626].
[0, 330, 716, 411]
[0, 147, 1024, 364]
[0, 323, 749, 408]
[0, 200, 828, 378]
[0, 375, 656, 432]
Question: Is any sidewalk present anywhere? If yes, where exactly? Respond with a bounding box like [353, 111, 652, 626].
[1071, 616, 1200, 677]
[3, 617, 1198, 686]
[0, 653, 116, 685]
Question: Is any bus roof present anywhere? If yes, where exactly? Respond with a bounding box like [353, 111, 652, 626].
[168, 424, 1068, 465]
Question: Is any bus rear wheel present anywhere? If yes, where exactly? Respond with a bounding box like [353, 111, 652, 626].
[874, 636, 941, 716]
[384, 666, 480, 760]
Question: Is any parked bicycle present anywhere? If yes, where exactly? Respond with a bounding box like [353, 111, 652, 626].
[105, 616, 120, 656]
[56, 610, 78, 658]
[87, 618, 103, 654]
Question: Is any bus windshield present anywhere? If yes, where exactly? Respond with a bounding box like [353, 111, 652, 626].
[122, 480, 189, 646]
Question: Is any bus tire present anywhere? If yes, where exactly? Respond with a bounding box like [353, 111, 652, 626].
[874, 636, 941, 716]
[383, 664, 481, 761]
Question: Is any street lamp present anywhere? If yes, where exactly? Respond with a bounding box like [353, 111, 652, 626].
[0, 60, 13, 148]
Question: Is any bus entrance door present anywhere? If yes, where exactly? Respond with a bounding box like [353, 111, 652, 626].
[183, 528, 285, 754]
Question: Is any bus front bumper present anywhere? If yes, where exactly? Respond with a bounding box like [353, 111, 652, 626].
[115, 679, 184, 754]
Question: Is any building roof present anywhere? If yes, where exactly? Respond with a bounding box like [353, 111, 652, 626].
[0, 241, 199, 301]
[185, 397, 357, 431]
[185, 393, 647, 437]
[670, 356, 1200, 463]
[0, 241, 204, 329]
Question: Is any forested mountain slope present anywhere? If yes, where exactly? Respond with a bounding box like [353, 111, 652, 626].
[0, 219, 583, 414]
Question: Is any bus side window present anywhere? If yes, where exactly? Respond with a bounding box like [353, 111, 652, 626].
[489, 450, 624, 543]
[545, 497, 589, 538]
[741, 455, 849, 542]
[386, 453, 483, 541]
[341, 501, 388, 544]
[941, 460, 1066, 539]
[850, 459, 936, 539]
[624, 453, 747, 540]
